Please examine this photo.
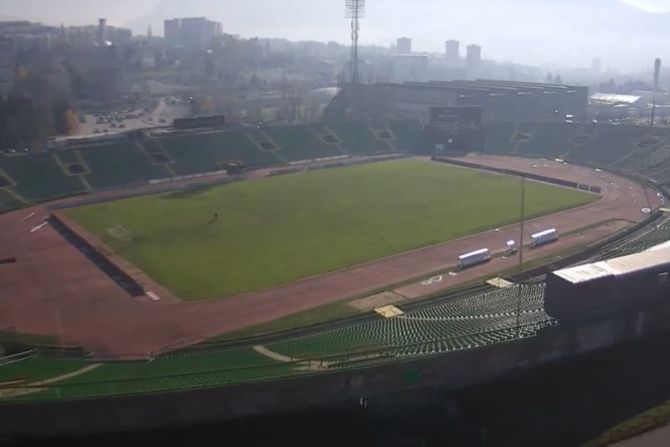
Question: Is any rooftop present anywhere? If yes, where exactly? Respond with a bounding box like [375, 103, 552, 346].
[554, 247, 670, 284]
[383, 80, 585, 95]
[590, 93, 642, 105]
[648, 241, 670, 252]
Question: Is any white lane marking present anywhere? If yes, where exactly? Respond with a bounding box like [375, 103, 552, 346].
[30, 222, 48, 233]
[421, 275, 444, 286]
[146, 291, 161, 302]
[17, 212, 35, 224]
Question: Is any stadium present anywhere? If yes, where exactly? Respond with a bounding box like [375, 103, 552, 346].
[1, 112, 670, 440]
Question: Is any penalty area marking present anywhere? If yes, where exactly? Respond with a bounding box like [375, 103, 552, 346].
[107, 224, 133, 242]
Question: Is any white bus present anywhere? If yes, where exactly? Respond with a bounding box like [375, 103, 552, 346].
[531, 228, 558, 247]
[458, 248, 491, 269]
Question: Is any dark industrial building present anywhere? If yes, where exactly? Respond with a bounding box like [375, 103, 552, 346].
[335, 80, 588, 123]
[173, 114, 226, 130]
[545, 246, 670, 322]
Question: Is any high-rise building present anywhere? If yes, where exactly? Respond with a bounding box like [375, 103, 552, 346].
[396, 37, 412, 54]
[180, 17, 220, 47]
[466, 44, 482, 76]
[97, 18, 107, 46]
[164, 19, 182, 47]
[445, 39, 460, 66]
[164, 17, 222, 48]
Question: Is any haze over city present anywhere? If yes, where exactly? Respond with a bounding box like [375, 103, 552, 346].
[1, 0, 670, 70]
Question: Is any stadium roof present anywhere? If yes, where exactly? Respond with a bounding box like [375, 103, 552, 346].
[590, 93, 642, 105]
[553, 247, 670, 284]
[647, 240, 670, 252]
[401, 80, 586, 95]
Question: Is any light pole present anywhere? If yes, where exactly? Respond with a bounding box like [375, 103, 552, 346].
[516, 174, 526, 338]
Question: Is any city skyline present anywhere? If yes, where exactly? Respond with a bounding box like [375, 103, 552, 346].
[1, 0, 670, 71]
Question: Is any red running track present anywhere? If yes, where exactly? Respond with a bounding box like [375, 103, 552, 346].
[0, 155, 662, 359]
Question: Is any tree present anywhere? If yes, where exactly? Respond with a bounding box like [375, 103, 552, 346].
[0, 94, 47, 146]
[54, 101, 80, 136]
[192, 96, 214, 115]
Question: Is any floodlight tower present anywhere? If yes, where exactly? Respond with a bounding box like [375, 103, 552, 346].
[346, 0, 365, 85]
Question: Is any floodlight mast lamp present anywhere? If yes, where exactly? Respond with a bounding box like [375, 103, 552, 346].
[346, 0, 365, 85]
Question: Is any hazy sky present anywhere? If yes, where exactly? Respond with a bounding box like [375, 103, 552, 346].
[1, 0, 669, 23]
[1, 0, 670, 71]
[621, 0, 670, 12]
[0, 0, 158, 26]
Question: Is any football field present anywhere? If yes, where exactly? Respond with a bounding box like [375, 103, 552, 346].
[66, 159, 597, 300]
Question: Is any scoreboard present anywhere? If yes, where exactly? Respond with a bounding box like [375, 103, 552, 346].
[430, 106, 483, 132]
[429, 106, 485, 153]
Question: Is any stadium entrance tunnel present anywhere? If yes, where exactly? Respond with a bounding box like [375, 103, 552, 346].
[48, 215, 145, 297]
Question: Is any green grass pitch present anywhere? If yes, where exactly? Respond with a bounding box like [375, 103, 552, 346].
[66, 159, 597, 300]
